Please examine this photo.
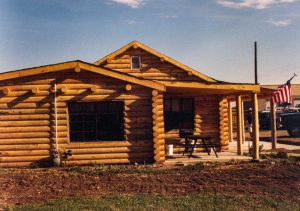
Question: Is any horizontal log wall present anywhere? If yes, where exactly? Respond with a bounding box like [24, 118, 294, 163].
[0, 70, 154, 167]
[102, 48, 205, 81]
[164, 95, 223, 153]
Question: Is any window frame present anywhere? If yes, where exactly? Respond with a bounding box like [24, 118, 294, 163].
[67, 101, 125, 142]
[131, 56, 141, 70]
[164, 98, 195, 131]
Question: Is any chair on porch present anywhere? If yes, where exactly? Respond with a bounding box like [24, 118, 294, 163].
[179, 129, 196, 156]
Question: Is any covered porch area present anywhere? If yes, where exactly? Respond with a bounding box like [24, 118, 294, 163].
[160, 81, 263, 162]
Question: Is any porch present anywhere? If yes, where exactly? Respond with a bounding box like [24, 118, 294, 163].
[164, 139, 298, 166]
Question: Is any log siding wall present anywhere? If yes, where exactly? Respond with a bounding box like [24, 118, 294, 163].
[0, 70, 156, 167]
[101, 48, 206, 81]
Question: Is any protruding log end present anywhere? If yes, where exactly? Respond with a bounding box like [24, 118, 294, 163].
[133, 44, 138, 49]
[187, 71, 193, 76]
[60, 86, 68, 93]
[152, 90, 159, 96]
[2, 88, 10, 95]
[125, 84, 132, 91]
[90, 86, 97, 92]
[74, 66, 81, 73]
[31, 87, 39, 94]
[160, 57, 165, 62]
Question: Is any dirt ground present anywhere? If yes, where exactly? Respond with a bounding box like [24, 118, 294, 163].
[1, 160, 300, 207]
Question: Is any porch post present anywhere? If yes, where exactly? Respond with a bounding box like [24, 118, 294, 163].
[236, 95, 243, 155]
[252, 92, 260, 160]
[241, 100, 245, 144]
[270, 98, 277, 150]
[152, 90, 165, 163]
[228, 101, 233, 142]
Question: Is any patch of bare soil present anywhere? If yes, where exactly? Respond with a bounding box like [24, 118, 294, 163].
[1, 162, 300, 207]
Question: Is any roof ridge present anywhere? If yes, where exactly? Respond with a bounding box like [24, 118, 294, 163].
[94, 41, 217, 83]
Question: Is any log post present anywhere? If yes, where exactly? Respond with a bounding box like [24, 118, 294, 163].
[252, 92, 260, 160]
[241, 100, 245, 144]
[49, 84, 58, 161]
[236, 95, 243, 155]
[219, 97, 229, 151]
[270, 98, 277, 150]
[152, 90, 165, 163]
[228, 101, 233, 142]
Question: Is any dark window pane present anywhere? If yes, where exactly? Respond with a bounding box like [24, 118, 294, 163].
[84, 122, 96, 132]
[172, 99, 180, 112]
[85, 103, 95, 113]
[182, 99, 193, 112]
[164, 98, 194, 131]
[70, 115, 83, 122]
[131, 56, 141, 70]
[164, 99, 171, 112]
[69, 103, 83, 113]
[70, 122, 83, 131]
[84, 132, 96, 141]
[68, 101, 124, 142]
[83, 114, 96, 122]
[70, 132, 83, 142]
[96, 101, 109, 112]
[109, 101, 123, 112]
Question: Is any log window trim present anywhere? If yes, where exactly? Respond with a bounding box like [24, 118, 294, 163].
[68, 101, 124, 142]
[131, 56, 141, 70]
[164, 98, 194, 131]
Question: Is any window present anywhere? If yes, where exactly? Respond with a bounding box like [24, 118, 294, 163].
[131, 56, 141, 70]
[68, 101, 124, 142]
[164, 98, 194, 131]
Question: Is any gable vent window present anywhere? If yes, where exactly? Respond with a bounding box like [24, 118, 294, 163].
[131, 56, 141, 70]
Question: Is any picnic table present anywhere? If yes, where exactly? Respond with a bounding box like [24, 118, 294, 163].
[180, 132, 219, 158]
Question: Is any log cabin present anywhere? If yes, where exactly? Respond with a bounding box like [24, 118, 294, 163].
[0, 41, 262, 167]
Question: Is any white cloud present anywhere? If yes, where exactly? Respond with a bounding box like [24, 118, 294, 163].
[217, 0, 297, 10]
[110, 0, 143, 8]
[266, 18, 292, 26]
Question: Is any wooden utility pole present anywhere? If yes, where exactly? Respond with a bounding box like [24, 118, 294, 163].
[254, 42, 258, 84]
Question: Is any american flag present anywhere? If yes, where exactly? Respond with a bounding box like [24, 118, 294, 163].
[272, 83, 292, 103]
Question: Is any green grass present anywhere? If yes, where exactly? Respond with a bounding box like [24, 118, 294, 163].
[64, 162, 206, 176]
[65, 165, 174, 175]
[12, 194, 300, 211]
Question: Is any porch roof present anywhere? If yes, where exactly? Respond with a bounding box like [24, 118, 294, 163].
[159, 81, 260, 95]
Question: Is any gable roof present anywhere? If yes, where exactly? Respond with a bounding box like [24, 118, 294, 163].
[0, 60, 165, 91]
[94, 41, 217, 83]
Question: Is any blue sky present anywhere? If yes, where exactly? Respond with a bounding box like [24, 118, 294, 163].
[0, 0, 299, 84]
